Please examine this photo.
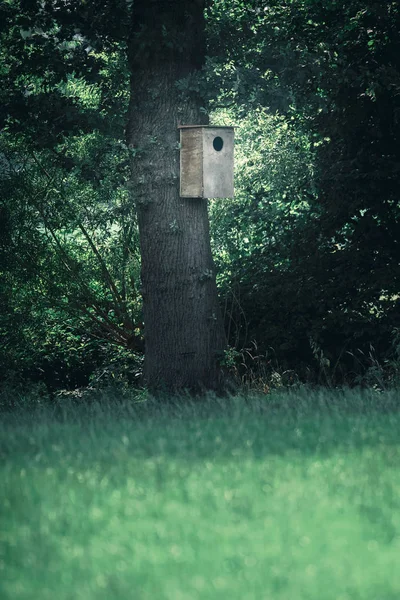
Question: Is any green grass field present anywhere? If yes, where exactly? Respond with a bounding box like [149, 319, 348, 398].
[1, 388, 400, 600]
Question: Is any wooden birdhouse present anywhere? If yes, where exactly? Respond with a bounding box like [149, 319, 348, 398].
[178, 125, 234, 198]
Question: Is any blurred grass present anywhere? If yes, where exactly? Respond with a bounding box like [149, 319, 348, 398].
[1, 387, 400, 600]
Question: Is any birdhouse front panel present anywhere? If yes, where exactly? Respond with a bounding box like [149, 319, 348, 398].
[179, 126, 234, 199]
[202, 127, 234, 199]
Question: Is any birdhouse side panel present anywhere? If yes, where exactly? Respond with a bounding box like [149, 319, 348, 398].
[202, 128, 234, 198]
[180, 128, 203, 197]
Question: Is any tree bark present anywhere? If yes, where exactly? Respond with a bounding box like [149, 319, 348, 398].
[126, 0, 226, 392]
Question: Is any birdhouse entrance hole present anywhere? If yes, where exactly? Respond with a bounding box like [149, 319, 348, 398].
[213, 136, 224, 151]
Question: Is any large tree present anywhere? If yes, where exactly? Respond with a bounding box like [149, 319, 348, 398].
[126, 0, 226, 391]
[1, 0, 226, 391]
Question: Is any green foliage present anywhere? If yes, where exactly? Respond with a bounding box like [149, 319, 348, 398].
[208, 0, 400, 385]
[211, 106, 315, 291]
[0, 121, 144, 383]
[0, 3, 142, 388]
[220, 346, 241, 369]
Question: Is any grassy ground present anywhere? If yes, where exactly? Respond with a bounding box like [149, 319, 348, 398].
[1, 387, 400, 600]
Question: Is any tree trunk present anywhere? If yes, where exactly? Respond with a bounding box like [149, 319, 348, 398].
[126, 0, 226, 392]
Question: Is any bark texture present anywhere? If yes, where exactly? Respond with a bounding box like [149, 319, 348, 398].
[127, 0, 226, 391]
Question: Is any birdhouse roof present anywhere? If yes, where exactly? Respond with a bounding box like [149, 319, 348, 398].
[178, 125, 235, 129]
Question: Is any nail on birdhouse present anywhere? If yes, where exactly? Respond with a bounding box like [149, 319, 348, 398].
[178, 125, 234, 198]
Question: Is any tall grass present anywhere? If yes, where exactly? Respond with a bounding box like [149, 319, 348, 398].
[1, 387, 400, 599]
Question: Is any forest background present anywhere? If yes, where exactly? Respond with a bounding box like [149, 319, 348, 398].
[1, 0, 399, 396]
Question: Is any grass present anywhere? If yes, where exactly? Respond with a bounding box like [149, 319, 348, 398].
[1, 387, 400, 600]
